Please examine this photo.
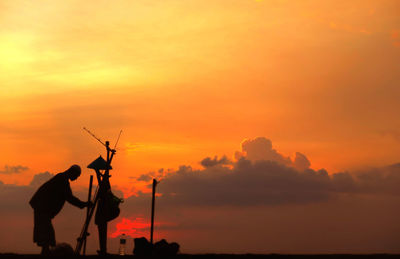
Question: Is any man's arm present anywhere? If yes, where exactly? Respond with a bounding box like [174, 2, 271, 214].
[66, 182, 88, 209]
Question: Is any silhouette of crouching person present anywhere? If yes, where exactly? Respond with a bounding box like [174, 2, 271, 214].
[29, 165, 91, 255]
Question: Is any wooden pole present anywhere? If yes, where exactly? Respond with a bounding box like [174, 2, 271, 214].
[82, 175, 93, 255]
[75, 182, 101, 254]
[150, 179, 157, 244]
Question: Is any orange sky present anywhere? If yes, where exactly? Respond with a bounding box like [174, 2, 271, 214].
[1, 0, 400, 192]
[2, 1, 400, 255]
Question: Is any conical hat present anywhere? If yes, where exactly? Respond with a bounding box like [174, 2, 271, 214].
[87, 156, 112, 170]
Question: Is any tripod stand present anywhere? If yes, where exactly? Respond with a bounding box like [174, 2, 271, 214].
[75, 128, 121, 255]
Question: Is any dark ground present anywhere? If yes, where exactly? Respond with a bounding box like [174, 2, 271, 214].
[1, 254, 399, 259]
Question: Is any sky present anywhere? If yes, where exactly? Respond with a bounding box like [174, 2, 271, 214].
[1, 0, 400, 254]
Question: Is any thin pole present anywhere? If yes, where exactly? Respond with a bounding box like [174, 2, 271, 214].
[82, 175, 93, 255]
[83, 127, 107, 147]
[75, 185, 100, 254]
[150, 179, 157, 244]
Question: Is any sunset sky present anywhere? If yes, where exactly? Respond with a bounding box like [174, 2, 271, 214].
[1, 0, 400, 254]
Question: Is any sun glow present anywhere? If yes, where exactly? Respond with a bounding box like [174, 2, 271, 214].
[110, 217, 155, 238]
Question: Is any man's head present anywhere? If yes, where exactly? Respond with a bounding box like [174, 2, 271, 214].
[65, 164, 81, 181]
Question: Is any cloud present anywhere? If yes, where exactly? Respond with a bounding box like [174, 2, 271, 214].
[135, 168, 166, 182]
[293, 152, 311, 171]
[0, 165, 29, 174]
[29, 171, 54, 188]
[120, 138, 400, 211]
[235, 137, 311, 171]
[235, 137, 291, 166]
[151, 160, 335, 207]
[0, 171, 53, 215]
[137, 174, 153, 182]
[200, 155, 231, 168]
[353, 163, 400, 195]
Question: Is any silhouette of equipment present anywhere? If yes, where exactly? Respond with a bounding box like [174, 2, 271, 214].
[75, 128, 123, 255]
[133, 237, 180, 256]
[82, 175, 93, 255]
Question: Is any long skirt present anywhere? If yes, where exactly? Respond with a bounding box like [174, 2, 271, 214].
[33, 210, 56, 247]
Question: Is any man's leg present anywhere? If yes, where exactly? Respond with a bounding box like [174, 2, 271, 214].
[33, 210, 56, 255]
[40, 245, 50, 256]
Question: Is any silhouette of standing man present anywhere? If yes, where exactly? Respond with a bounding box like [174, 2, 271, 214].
[29, 165, 90, 255]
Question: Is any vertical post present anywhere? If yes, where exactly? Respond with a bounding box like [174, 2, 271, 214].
[150, 179, 157, 244]
[105, 141, 110, 176]
[83, 175, 93, 255]
[102, 141, 111, 255]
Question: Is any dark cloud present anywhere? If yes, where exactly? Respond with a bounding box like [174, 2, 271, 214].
[353, 163, 400, 195]
[29, 171, 53, 188]
[154, 160, 332, 206]
[330, 171, 356, 192]
[120, 138, 400, 211]
[135, 168, 170, 183]
[137, 173, 152, 182]
[235, 137, 312, 172]
[293, 152, 311, 171]
[200, 155, 231, 168]
[0, 172, 54, 215]
[235, 137, 292, 166]
[0, 182, 32, 214]
[121, 161, 400, 214]
[124, 160, 349, 209]
[0, 165, 29, 174]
